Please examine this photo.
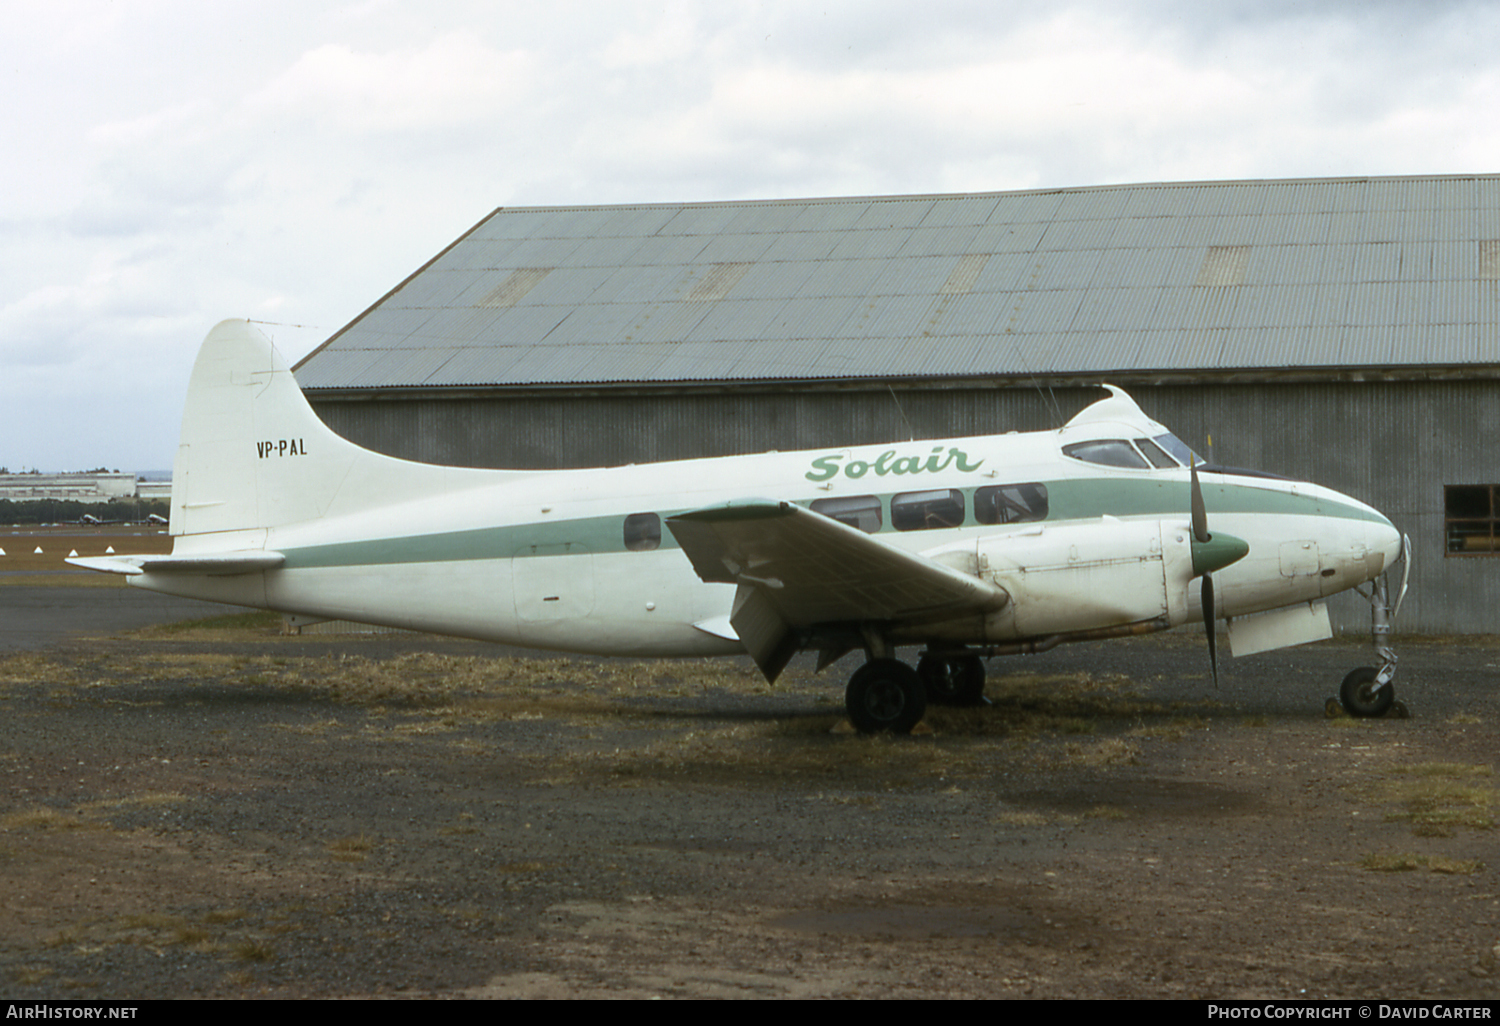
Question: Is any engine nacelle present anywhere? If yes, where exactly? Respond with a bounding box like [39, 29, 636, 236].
[975, 518, 1198, 640]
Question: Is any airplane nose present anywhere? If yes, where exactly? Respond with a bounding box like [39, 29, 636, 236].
[1370, 517, 1403, 578]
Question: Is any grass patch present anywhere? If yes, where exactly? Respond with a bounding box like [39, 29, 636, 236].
[1061, 737, 1142, 767]
[232, 939, 276, 962]
[40, 908, 281, 960]
[76, 792, 186, 815]
[9, 964, 54, 985]
[495, 860, 548, 874]
[140, 610, 283, 636]
[1360, 852, 1422, 872]
[326, 833, 375, 862]
[0, 807, 109, 832]
[990, 810, 1050, 827]
[982, 671, 1171, 730]
[0, 652, 86, 688]
[1131, 717, 1207, 742]
[1360, 762, 1497, 836]
[0, 573, 129, 588]
[1361, 851, 1485, 874]
[554, 720, 986, 789]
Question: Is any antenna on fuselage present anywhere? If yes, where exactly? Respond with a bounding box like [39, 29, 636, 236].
[887, 385, 916, 442]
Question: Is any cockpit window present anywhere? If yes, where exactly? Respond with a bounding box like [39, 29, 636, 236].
[1133, 437, 1178, 469]
[1062, 440, 1150, 470]
[1152, 433, 1203, 467]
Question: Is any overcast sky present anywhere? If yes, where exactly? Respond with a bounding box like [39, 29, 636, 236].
[5, 0, 1499, 471]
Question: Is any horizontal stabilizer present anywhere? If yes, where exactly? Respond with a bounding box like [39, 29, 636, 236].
[67, 552, 286, 577]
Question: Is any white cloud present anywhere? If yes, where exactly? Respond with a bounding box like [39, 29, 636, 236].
[5, 0, 1500, 469]
[248, 33, 541, 133]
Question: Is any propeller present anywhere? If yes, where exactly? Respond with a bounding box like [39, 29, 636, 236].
[1189, 461, 1249, 686]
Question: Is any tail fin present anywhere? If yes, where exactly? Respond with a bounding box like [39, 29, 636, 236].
[171, 320, 511, 538]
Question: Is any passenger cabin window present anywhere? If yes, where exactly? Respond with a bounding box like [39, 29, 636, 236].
[624, 512, 661, 551]
[975, 483, 1048, 525]
[1062, 439, 1150, 470]
[1445, 485, 1500, 555]
[892, 489, 965, 532]
[811, 495, 882, 533]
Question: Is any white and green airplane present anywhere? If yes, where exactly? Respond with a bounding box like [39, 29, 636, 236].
[71, 320, 1410, 732]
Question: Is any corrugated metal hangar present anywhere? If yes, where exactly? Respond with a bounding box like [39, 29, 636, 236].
[293, 174, 1500, 635]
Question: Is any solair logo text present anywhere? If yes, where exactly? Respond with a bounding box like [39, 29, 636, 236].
[806, 446, 985, 482]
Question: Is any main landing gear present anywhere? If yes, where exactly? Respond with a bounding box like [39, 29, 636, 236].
[1333, 537, 1411, 719]
[844, 647, 988, 734]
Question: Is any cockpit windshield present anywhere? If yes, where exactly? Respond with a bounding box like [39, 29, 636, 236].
[1062, 432, 1204, 470]
[1151, 433, 1204, 467]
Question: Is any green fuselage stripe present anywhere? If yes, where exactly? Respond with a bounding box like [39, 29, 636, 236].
[277, 476, 1387, 570]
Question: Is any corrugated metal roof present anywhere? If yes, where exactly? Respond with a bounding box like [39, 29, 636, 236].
[296, 175, 1500, 390]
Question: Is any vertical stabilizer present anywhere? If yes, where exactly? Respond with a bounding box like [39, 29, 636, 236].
[171, 320, 379, 537]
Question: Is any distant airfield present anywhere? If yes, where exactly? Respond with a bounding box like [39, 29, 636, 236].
[1, 525, 172, 576]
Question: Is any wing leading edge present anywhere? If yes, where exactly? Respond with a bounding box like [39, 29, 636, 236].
[66, 552, 286, 576]
[666, 500, 1009, 681]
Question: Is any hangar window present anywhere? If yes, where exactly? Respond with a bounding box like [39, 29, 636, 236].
[975, 483, 1048, 525]
[1062, 439, 1150, 470]
[1445, 486, 1500, 555]
[811, 495, 882, 533]
[892, 489, 965, 532]
[624, 512, 661, 552]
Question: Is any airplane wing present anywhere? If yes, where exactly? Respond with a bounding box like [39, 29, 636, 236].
[666, 500, 1008, 681]
[66, 552, 286, 576]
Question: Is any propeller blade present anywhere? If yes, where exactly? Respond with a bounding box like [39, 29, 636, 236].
[1203, 572, 1218, 688]
[1190, 461, 1209, 544]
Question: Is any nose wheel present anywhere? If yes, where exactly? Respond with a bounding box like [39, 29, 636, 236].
[1339, 666, 1394, 718]
[1336, 537, 1410, 718]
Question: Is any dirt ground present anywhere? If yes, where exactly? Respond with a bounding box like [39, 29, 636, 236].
[1, 587, 1498, 999]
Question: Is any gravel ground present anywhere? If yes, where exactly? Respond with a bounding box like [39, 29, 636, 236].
[1, 587, 1498, 999]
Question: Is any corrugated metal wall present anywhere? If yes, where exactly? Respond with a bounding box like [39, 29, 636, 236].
[311, 377, 1498, 635]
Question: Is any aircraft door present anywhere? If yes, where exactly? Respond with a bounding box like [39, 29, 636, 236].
[513, 542, 596, 622]
[1278, 540, 1320, 579]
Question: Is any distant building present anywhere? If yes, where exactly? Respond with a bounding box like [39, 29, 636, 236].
[0, 472, 138, 501]
[293, 175, 1500, 634]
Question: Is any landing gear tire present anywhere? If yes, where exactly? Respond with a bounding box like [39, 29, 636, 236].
[846, 659, 927, 735]
[917, 654, 986, 707]
[1340, 666, 1395, 719]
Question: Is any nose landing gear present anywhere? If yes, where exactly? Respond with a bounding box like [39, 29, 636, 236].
[1333, 536, 1410, 719]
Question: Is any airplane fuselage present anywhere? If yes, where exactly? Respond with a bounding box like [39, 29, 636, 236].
[137, 423, 1400, 658]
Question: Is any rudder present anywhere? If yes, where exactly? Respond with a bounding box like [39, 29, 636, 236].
[171, 320, 371, 537]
